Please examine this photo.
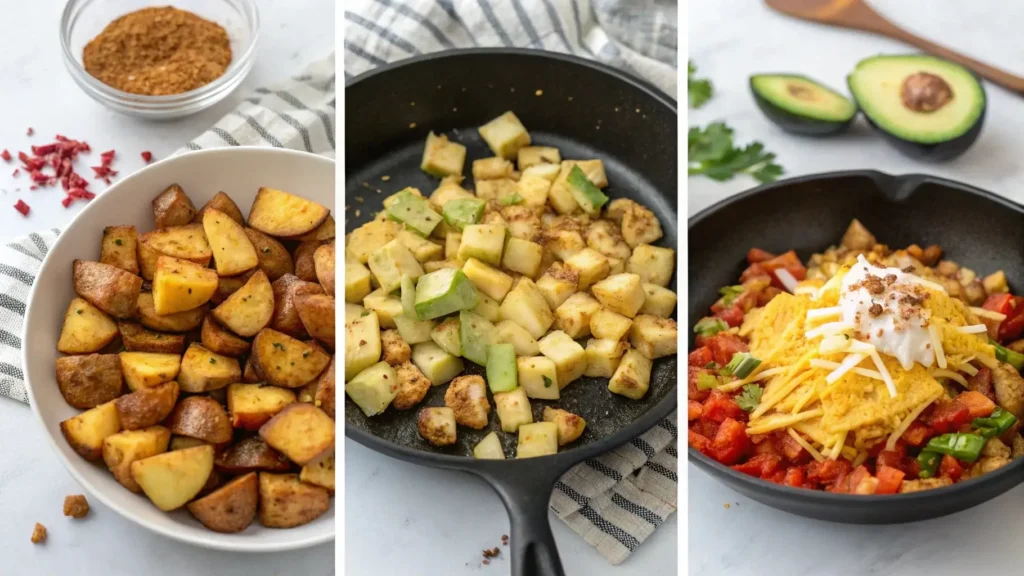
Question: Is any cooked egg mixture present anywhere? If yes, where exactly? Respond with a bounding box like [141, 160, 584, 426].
[739, 256, 997, 460]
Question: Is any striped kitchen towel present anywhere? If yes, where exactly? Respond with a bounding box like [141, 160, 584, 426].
[0, 53, 336, 405]
[345, 0, 678, 565]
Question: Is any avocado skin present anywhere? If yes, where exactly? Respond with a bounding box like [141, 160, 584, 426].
[750, 80, 857, 137]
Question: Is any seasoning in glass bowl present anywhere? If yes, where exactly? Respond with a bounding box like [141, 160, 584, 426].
[82, 6, 232, 96]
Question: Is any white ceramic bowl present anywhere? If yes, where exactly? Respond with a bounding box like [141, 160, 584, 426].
[22, 147, 335, 552]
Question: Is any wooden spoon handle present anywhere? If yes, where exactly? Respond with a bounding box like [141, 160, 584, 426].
[884, 26, 1024, 93]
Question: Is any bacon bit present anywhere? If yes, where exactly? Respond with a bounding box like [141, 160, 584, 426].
[101, 150, 116, 165]
[0, 149, 10, 162]
[26, 127, 33, 136]
[11, 169, 19, 177]
[14, 199, 30, 216]
[61, 196, 73, 208]
[91, 165, 118, 179]
[141, 151, 153, 163]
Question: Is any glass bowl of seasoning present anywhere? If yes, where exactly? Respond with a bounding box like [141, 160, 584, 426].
[60, 0, 259, 119]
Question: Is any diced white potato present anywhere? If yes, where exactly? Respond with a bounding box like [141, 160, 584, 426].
[547, 179, 579, 214]
[586, 220, 632, 261]
[397, 230, 444, 263]
[473, 157, 515, 180]
[502, 237, 544, 279]
[421, 132, 467, 177]
[479, 111, 531, 159]
[607, 257, 625, 275]
[458, 224, 506, 267]
[517, 146, 561, 170]
[536, 262, 579, 310]
[618, 201, 664, 248]
[368, 239, 424, 293]
[429, 317, 462, 356]
[423, 260, 462, 273]
[411, 342, 464, 386]
[639, 284, 677, 317]
[481, 211, 508, 228]
[475, 178, 517, 202]
[629, 315, 678, 360]
[591, 273, 646, 318]
[559, 160, 608, 188]
[516, 356, 559, 400]
[494, 387, 533, 432]
[346, 361, 398, 416]
[445, 233, 462, 261]
[418, 407, 457, 446]
[472, 292, 501, 322]
[345, 312, 381, 381]
[583, 338, 628, 377]
[609, 349, 652, 400]
[500, 205, 541, 241]
[498, 278, 554, 339]
[345, 259, 372, 303]
[347, 220, 401, 264]
[537, 331, 587, 389]
[516, 422, 558, 458]
[590, 308, 633, 341]
[564, 248, 610, 290]
[429, 178, 475, 212]
[444, 375, 490, 429]
[362, 288, 403, 329]
[383, 187, 423, 209]
[542, 407, 586, 446]
[538, 230, 585, 262]
[463, 258, 513, 302]
[495, 320, 541, 356]
[626, 245, 675, 287]
[345, 302, 367, 325]
[473, 431, 506, 459]
[522, 163, 560, 182]
[516, 175, 551, 207]
[381, 329, 412, 366]
[554, 292, 602, 339]
[394, 314, 436, 345]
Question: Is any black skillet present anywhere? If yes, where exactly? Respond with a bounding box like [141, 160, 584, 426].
[345, 49, 678, 574]
[689, 170, 1024, 523]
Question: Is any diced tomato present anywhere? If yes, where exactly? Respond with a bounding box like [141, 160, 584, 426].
[772, 432, 807, 464]
[924, 401, 972, 434]
[953, 390, 996, 419]
[707, 418, 751, 465]
[875, 465, 905, 494]
[687, 400, 704, 421]
[694, 419, 720, 440]
[754, 440, 782, 458]
[783, 466, 806, 487]
[756, 286, 783, 307]
[848, 466, 878, 495]
[983, 293, 1014, 316]
[901, 420, 934, 447]
[939, 454, 965, 482]
[705, 333, 749, 365]
[688, 347, 714, 368]
[876, 450, 904, 471]
[713, 304, 745, 328]
[748, 433, 771, 445]
[768, 470, 787, 484]
[702, 390, 746, 423]
[967, 367, 996, 403]
[1001, 299, 1024, 341]
[806, 459, 852, 487]
[688, 366, 711, 402]
[739, 263, 769, 284]
[731, 453, 781, 478]
[747, 248, 776, 264]
[688, 429, 711, 453]
[746, 250, 807, 290]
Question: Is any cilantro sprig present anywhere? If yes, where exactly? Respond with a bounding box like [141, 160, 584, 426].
[689, 123, 783, 183]
[735, 384, 763, 412]
[688, 61, 713, 109]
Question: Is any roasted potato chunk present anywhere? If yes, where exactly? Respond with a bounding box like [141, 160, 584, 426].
[152, 184, 197, 229]
[166, 396, 233, 444]
[118, 321, 186, 354]
[251, 329, 331, 388]
[60, 401, 121, 461]
[227, 383, 297, 430]
[193, 192, 244, 226]
[200, 316, 250, 357]
[203, 208, 259, 276]
[417, 407, 457, 446]
[392, 361, 431, 410]
[176, 343, 241, 393]
[152, 256, 218, 315]
[138, 224, 212, 279]
[313, 242, 335, 296]
[300, 453, 335, 492]
[57, 298, 119, 354]
[313, 357, 336, 419]
[100, 225, 139, 274]
[131, 445, 214, 511]
[215, 436, 292, 473]
[258, 472, 331, 529]
[444, 375, 490, 429]
[259, 403, 335, 465]
[294, 293, 335, 348]
[210, 269, 274, 337]
[137, 293, 206, 333]
[271, 274, 325, 339]
[293, 214, 336, 242]
[187, 472, 258, 533]
[119, 351, 181, 392]
[73, 260, 143, 319]
[115, 381, 179, 430]
[293, 241, 321, 283]
[380, 329, 411, 366]
[542, 407, 586, 445]
[248, 187, 330, 238]
[244, 227, 294, 280]
[56, 354, 123, 409]
[103, 426, 171, 492]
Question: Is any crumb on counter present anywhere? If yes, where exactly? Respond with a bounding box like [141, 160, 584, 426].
[535, 89, 543, 96]
[501, 534, 509, 546]
[724, 503, 730, 509]
[381, 175, 391, 182]
[31, 523, 46, 544]
[63, 495, 90, 518]
[409, 122, 417, 129]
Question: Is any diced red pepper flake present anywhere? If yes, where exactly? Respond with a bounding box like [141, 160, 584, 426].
[0, 149, 10, 162]
[61, 196, 73, 208]
[11, 169, 19, 177]
[29, 185, 37, 191]
[91, 165, 118, 178]
[141, 151, 153, 163]
[26, 127, 33, 136]
[13, 199, 30, 216]
[101, 150, 115, 165]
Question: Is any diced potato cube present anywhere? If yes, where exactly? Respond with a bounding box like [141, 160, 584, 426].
[429, 317, 461, 357]
[445, 233, 462, 261]
[629, 315, 678, 359]
[498, 278, 554, 339]
[542, 407, 586, 446]
[472, 292, 501, 322]
[463, 258, 513, 302]
[473, 157, 515, 181]
[423, 260, 462, 273]
[516, 176, 551, 207]
[345, 259, 372, 303]
[639, 284, 677, 317]
[517, 146, 561, 170]
[394, 314, 436, 345]
[475, 178, 518, 202]
[346, 361, 398, 417]
[418, 407, 457, 446]
[516, 422, 558, 458]
[502, 237, 543, 278]
[609, 349, 652, 400]
[984, 270, 1009, 294]
[560, 160, 608, 188]
[493, 387, 533, 432]
[494, 320, 540, 356]
[517, 356, 559, 400]
[590, 308, 633, 341]
[411, 342, 464, 386]
[347, 220, 401, 264]
[536, 262, 579, 310]
[421, 132, 466, 177]
[397, 230, 443, 263]
[473, 431, 506, 459]
[626, 245, 675, 287]
[564, 248, 610, 290]
[381, 329, 412, 366]
[362, 288, 403, 329]
[583, 338, 628, 378]
[345, 312, 381, 381]
[607, 257, 625, 275]
[481, 211, 508, 227]
[537, 331, 587, 389]
[368, 239, 424, 293]
[479, 111, 531, 159]
[458, 224, 506, 267]
[554, 292, 602, 339]
[547, 179, 579, 215]
[383, 187, 423, 209]
[539, 230, 585, 262]
[522, 163, 560, 182]
[591, 273, 646, 318]
[429, 178, 475, 212]
[345, 303, 367, 325]
[618, 201, 664, 248]
[500, 205, 540, 241]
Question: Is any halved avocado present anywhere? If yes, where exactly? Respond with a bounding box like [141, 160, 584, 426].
[750, 74, 857, 136]
[848, 55, 986, 161]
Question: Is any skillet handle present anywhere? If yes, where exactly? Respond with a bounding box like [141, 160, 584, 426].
[474, 466, 566, 576]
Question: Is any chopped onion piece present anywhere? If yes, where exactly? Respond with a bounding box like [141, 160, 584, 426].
[805, 322, 854, 339]
[929, 324, 946, 369]
[775, 268, 799, 293]
[956, 324, 989, 334]
[806, 306, 842, 320]
[970, 307, 1007, 321]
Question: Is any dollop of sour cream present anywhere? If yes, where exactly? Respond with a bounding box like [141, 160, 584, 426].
[840, 256, 942, 370]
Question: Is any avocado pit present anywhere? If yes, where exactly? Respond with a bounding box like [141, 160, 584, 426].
[901, 72, 953, 113]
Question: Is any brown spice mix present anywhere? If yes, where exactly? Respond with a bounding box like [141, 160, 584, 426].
[82, 6, 232, 96]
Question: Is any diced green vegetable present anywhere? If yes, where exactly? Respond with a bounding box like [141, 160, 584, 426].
[973, 407, 1017, 438]
[694, 317, 727, 337]
[724, 352, 761, 379]
[442, 198, 486, 231]
[460, 310, 495, 366]
[735, 384, 763, 412]
[386, 189, 442, 237]
[401, 275, 419, 320]
[394, 314, 436, 345]
[565, 165, 608, 215]
[414, 268, 479, 320]
[719, 285, 744, 306]
[917, 450, 941, 479]
[696, 372, 722, 390]
[992, 340, 1024, 371]
[499, 192, 523, 206]
[486, 343, 518, 394]
[924, 432, 986, 463]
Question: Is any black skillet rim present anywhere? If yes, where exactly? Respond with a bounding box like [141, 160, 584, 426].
[687, 169, 1024, 504]
[344, 48, 679, 469]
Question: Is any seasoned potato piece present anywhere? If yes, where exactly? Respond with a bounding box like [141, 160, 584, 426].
[473, 432, 506, 459]
[583, 338, 628, 378]
[515, 175, 551, 207]
[591, 273, 646, 318]
[187, 472, 258, 533]
[494, 320, 540, 356]
[626, 245, 675, 287]
[293, 214, 336, 242]
[639, 284, 677, 318]
[293, 240, 321, 283]
[242, 355, 262, 383]
[74, 260, 143, 319]
[590, 307, 633, 341]
[137, 293, 205, 332]
[463, 257, 513, 302]
[494, 387, 533, 432]
[479, 111, 531, 159]
[586, 220, 631, 261]
[346, 220, 401, 264]
[57, 298, 119, 354]
[259, 403, 335, 465]
[473, 157, 515, 181]
[294, 293, 336, 349]
[100, 225, 139, 274]
[60, 401, 121, 461]
[535, 262, 579, 310]
[497, 277, 554, 339]
[203, 208, 259, 276]
[153, 256, 218, 315]
[138, 224, 213, 279]
[444, 375, 490, 429]
[554, 292, 602, 339]
[247, 187, 330, 237]
[118, 322, 184, 354]
[542, 407, 586, 446]
[177, 343, 241, 393]
[227, 383, 297, 430]
[619, 201, 664, 248]
[152, 184, 197, 229]
[56, 354, 123, 409]
[609, 349, 652, 400]
[119, 351, 181, 391]
[258, 473, 331, 528]
[115, 381, 179, 430]
[564, 248, 610, 290]
[193, 191, 245, 226]
[345, 310, 382, 381]
[345, 259, 372, 305]
[252, 328, 332, 388]
[166, 396, 233, 444]
[392, 361, 432, 410]
[381, 329, 412, 366]
[209, 270, 274, 337]
[211, 273, 250, 304]
[517, 422, 558, 458]
[517, 146, 561, 170]
[201, 316, 250, 357]
[215, 437, 292, 473]
[538, 331, 587, 389]
[313, 242, 336, 297]
[418, 407, 457, 446]
[242, 227, 294, 281]
[300, 453, 335, 491]
[629, 315, 678, 359]
[271, 274, 325, 339]
[313, 361, 336, 419]
[103, 426, 171, 492]
[421, 131, 467, 177]
[517, 356, 559, 400]
[131, 445, 214, 511]
[502, 237, 544, 278]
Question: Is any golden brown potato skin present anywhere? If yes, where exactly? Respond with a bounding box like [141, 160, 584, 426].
[136, 293, 206, 333]
[115, 381, 179, 430]
[251, 329, 331, 389]
[259, 403, 335, 465]
[194, 192, 245, 226]
[270, 274, 324, 339]
[56, 354, 124, 409]
[242, 356, 262, 383]
[215, 436, 293, 473]
[73, 260, 143, 319]
[187, 472, 258, 533]
[211, 272, 253, 305]
[244, 228, 294, 281]
[201, 316, 251, 357]
[166, 396, 233, 444]
[313, 358, 335, 419]
[292, 241, 321, 283]
[118, 322, 186, 354]
[313, 242, 335, 296]
[294, 293, 335, 349]
[152, 184, 197, 229]
[247, 187, 330, 238]
[100, 225, 139, 275]
[258, 473, 331, 529]
[227, 383, 297, 430]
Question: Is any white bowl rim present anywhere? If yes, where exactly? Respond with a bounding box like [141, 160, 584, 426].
[22, 147, 335, 552]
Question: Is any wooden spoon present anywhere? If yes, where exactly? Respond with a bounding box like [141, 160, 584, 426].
[764, 0, 1024, 94]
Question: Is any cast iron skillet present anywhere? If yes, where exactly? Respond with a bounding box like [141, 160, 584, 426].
[345, 49, 678, 574]
[689, 170, 1024, 524]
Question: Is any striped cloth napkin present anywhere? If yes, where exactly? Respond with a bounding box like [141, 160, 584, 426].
[0, 54, 336, 403]
[345, 0, 678, 565]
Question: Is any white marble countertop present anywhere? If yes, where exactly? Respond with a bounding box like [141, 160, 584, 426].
[690, 2, 1024, 574]
[0, 0, 334, 574]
